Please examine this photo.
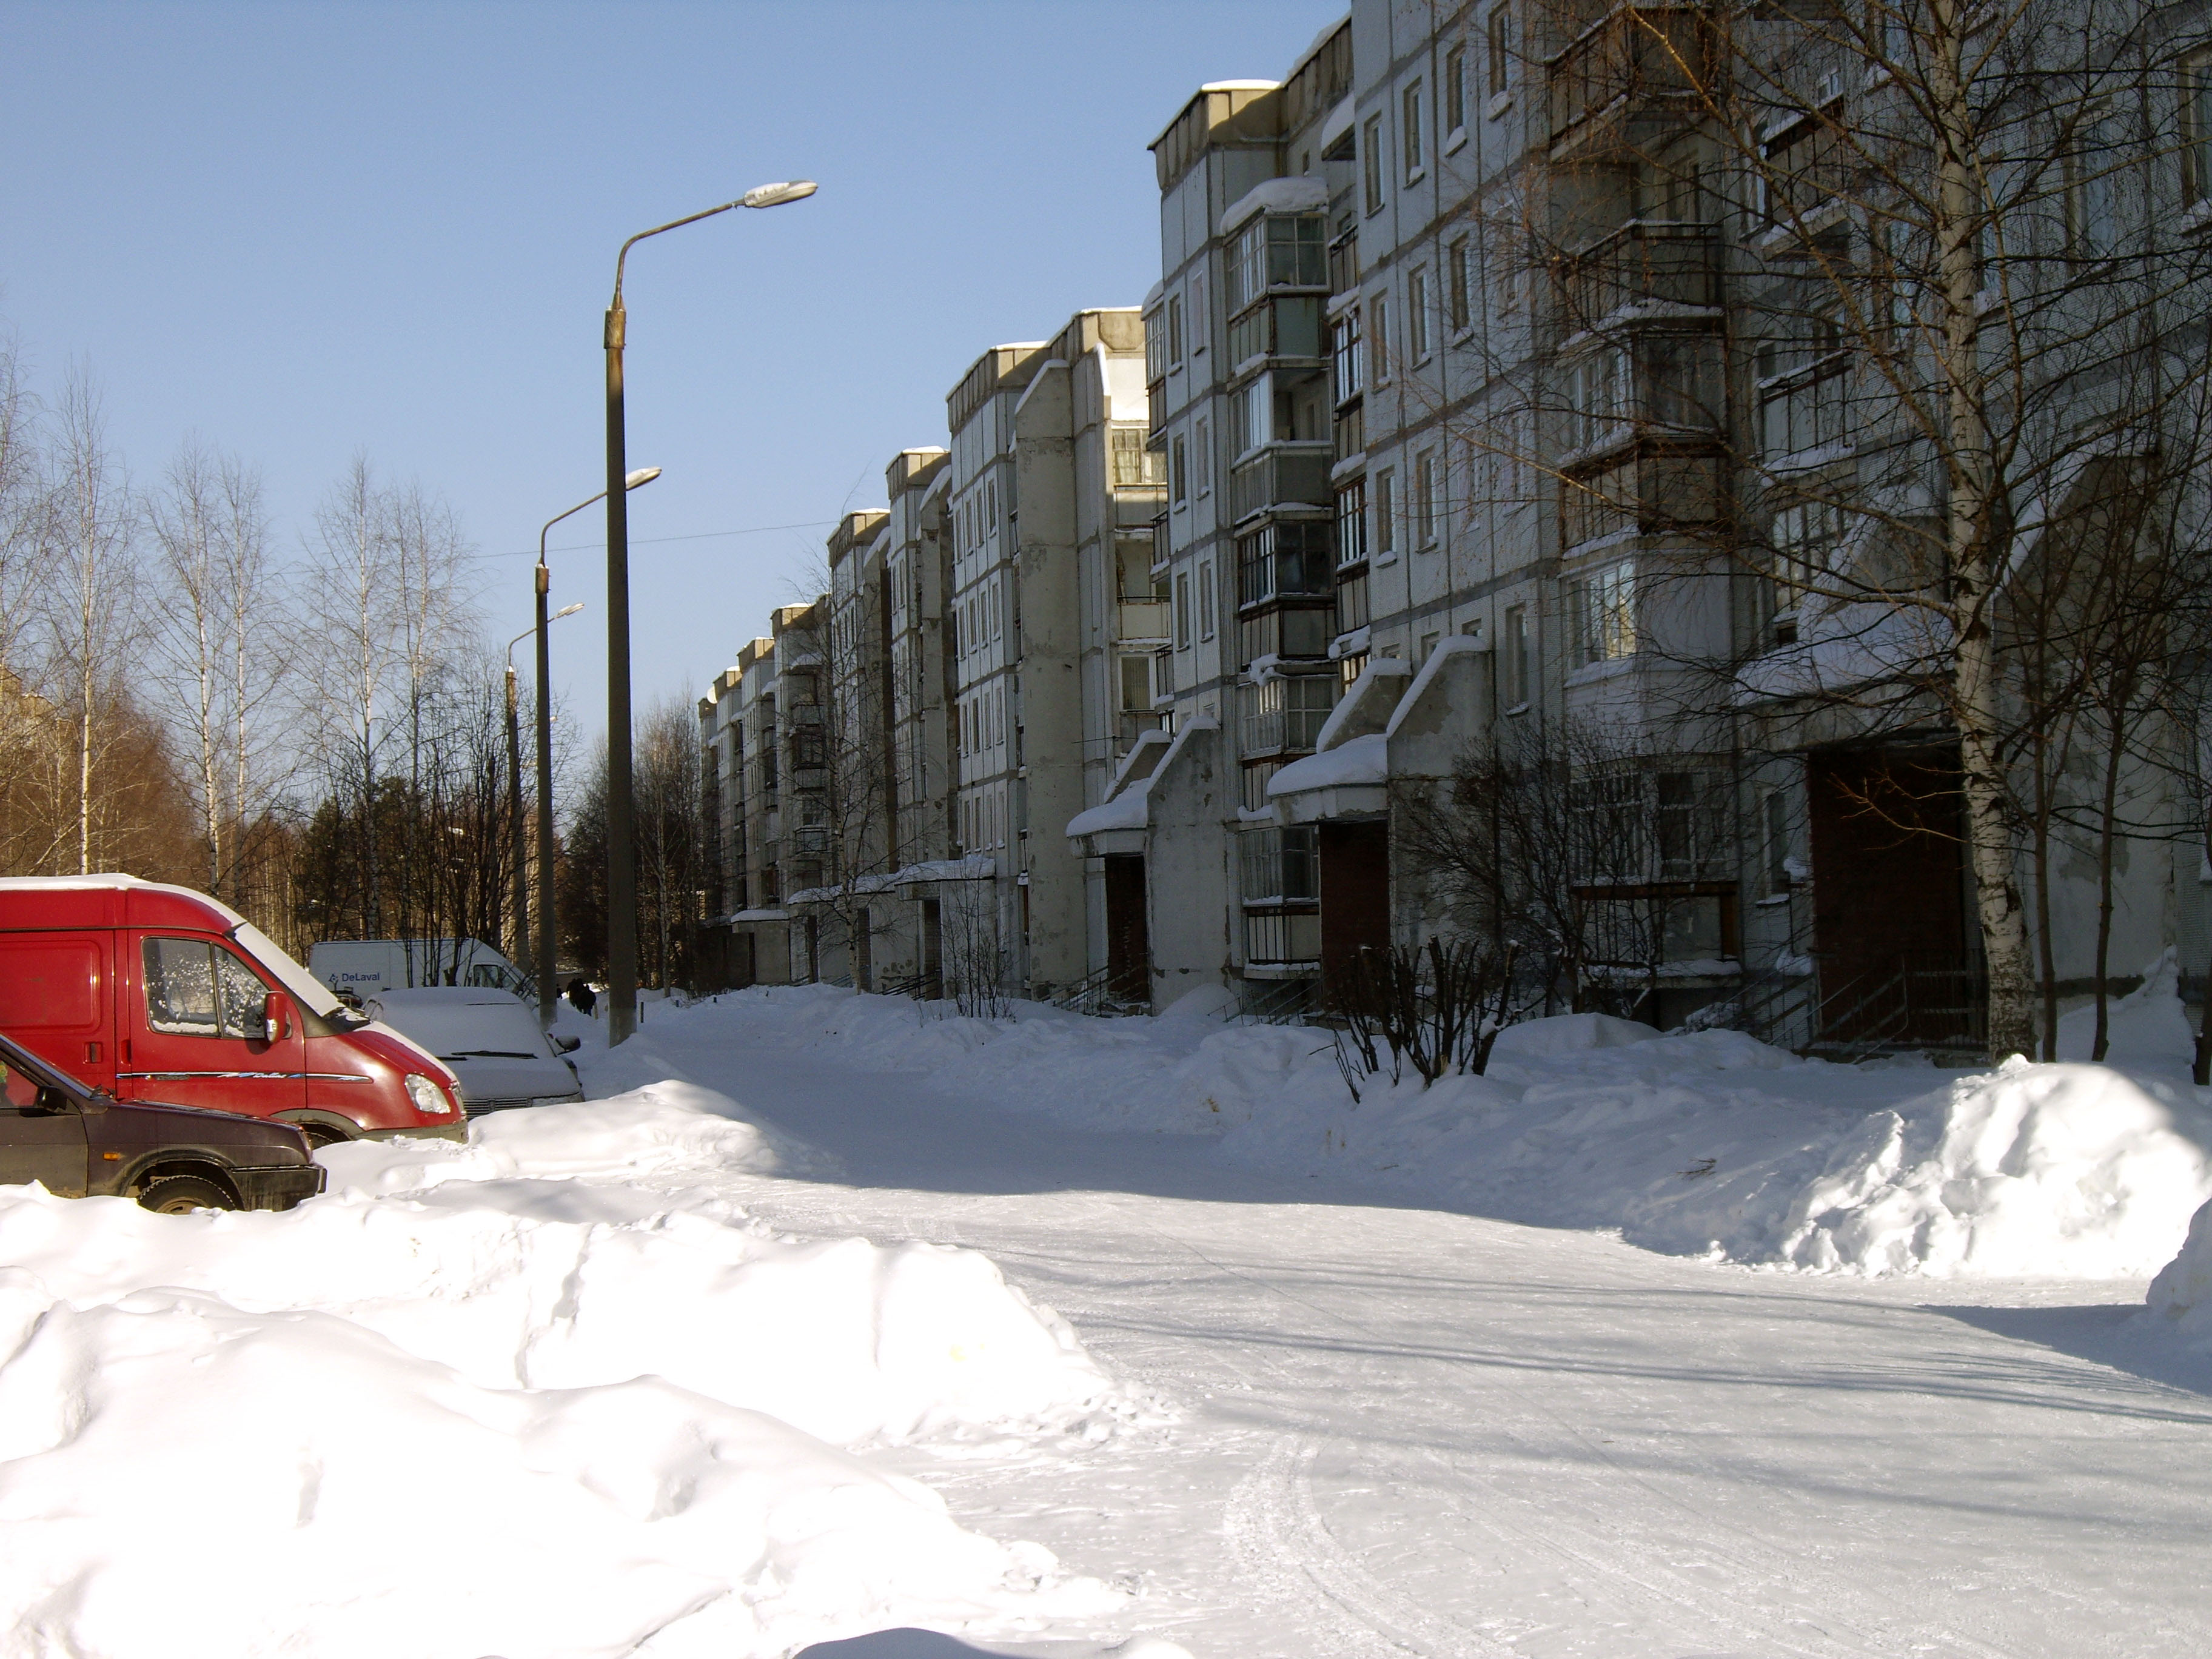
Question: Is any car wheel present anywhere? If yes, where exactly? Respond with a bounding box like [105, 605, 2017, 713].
[136, 1175, 237, 1215]
[297, 1123, 354, 1149]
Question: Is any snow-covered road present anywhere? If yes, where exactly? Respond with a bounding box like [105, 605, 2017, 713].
[671, 1035, 2212, 1659]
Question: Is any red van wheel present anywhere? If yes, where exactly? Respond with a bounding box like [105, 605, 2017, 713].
[137, 1175, 237, 1215]
[296, 1124, 354, 1149]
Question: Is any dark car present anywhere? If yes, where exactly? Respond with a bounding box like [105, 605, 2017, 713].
[0, 1029, 326, 1213]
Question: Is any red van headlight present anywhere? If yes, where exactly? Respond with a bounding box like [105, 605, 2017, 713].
[403, 1074, 457, 1117]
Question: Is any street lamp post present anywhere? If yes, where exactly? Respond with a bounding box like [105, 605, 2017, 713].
[501, 625, 537, 984]
[603, 179, 816, 1045]
[532, 473, 657, 1027]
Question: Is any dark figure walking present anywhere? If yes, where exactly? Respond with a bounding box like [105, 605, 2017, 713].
[566, 977, 597, 1017]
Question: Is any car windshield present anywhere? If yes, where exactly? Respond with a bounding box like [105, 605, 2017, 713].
[230, 923, 351, 1022]
[0, 1031, 75, 1102]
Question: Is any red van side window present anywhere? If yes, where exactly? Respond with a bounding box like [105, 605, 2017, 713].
[142, 939, 266, 1039]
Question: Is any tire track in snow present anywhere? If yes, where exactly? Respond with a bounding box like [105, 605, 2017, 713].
[1225, 1435, 1517, 1658]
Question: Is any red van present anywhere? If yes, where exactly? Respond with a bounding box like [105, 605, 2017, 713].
[0, 876, 465, 1144]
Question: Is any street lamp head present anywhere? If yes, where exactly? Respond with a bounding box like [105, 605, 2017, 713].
[552, 603, 586, 622]
[623, 467, 663, 489]
[740, 180, 817, 209]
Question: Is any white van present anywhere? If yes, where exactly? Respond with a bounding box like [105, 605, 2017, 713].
[307, 938, 532, 1004]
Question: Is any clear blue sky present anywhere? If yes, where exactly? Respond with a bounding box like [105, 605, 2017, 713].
[1, 0, 1343, 748]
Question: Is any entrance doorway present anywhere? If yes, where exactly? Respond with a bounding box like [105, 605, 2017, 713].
[1104, 854, 1150, 1006]
[1806, 745, 1977, 1047]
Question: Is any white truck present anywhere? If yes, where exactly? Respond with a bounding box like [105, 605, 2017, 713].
[306, 939, 532, 1004]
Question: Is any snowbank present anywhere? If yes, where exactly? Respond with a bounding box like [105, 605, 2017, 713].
[651, 989, 2212, 1281]
[0, 1082, 1130, 1655]
[0, 1282, 1113, 1658]
[1777, 1061, 2212, 1276]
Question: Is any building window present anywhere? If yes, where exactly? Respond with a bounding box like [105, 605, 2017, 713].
[1503, 603, 1531, 706]
[1191, 269, 1208, 354]
[2186, 50, 2212, 207]
[1199, 558, 1217, 639]
[1175, 571, 1191, 648]
[1447, 238, 1472, 332]
[1487, 6, 1510, 97]
[1764, 789, 1792, 894]
[2065, 115, 2122, 261]
[1444, 45, 1467, 139]
[1332, 307, 1364, 404]
[1375, 468, 1397, 558]
[1239, 675, 1339, 755]
[1195, 416, 1212, 494]
[1570, 560, 1637, 664]
[1566, 345, 1629, 453]
[1145, 306, 1169, 382]
[1111, 424, 1161, 488]
[1336, 568, 1370, 633]
[1237, 519, 1335, 606]
[1335, 479, 1369, 565]
[1171, 434, 1188, 503]
[1241, 823, 1319, 902]
[1407, 266, 1431, 360]
[1756, 321, 1849, 460]
[1768, 498, 1845, 642]
[1413, 449, 1442, 546]
[1167, 292, 1184, 365]
[1228, 214, 1329, 309]
[1233, 375, 1272, 457]
[1403, 81, 1425, 181]
[1363, 115, 1385, 213]
[1368, 294, 1389, 384]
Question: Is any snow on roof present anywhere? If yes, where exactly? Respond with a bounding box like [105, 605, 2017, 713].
[1732, 603, 1948, 704]
[1382, 634, 1486, 742]
[1221, 175, 1332, 238]
[1267, 731, 1386, 798]
[785, 854, 997, 908]
[1318, 93, 1356, 155]
[1065, 716, 1219, 840]
[1310, 655, 1413, 753]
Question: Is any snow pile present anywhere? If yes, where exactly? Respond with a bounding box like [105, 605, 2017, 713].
[659, 991, 2212, 1282]
[1777, 1060, 2212, 1276]
[0, 1084, 1128, 1655]
[318, 1078, 834, 1191]
[2147, 1198, 2212, 1350]
[0, 1282, 1111, 1658]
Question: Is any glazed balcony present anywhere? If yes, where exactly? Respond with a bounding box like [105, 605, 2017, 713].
[1547, 5, 1710, 158]
[1556, 220, 1721, 332]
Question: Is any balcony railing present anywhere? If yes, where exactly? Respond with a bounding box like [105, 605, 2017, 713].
[1547, 5, 1709, 151]
[1229, 444, 1335, 522]
[1557, 220, 1720, 329]
[1227, 294, 1326, 370]
[1238, 603, 1335, 666]
[1117, 598, 1171, 643]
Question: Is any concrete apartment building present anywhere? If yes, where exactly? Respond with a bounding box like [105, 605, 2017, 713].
[1064, 0, 2212, 1049]
[696, 0, 2210, 1057]
[939, 315, 1154, 1002]
[1068, 21, 1359, 1010]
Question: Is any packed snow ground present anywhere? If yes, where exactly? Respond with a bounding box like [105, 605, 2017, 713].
[585, 991, 2212, 1655]
[10, 977, 2212, 1654]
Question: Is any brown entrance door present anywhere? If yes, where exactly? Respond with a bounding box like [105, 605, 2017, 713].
[1104, 855, 1150, 1005]
[1806, 746, 1974, 1045]
[1319, 820, 1390, 997]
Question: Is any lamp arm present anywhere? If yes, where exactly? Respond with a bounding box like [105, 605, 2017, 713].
[611, 199, 744, 307]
